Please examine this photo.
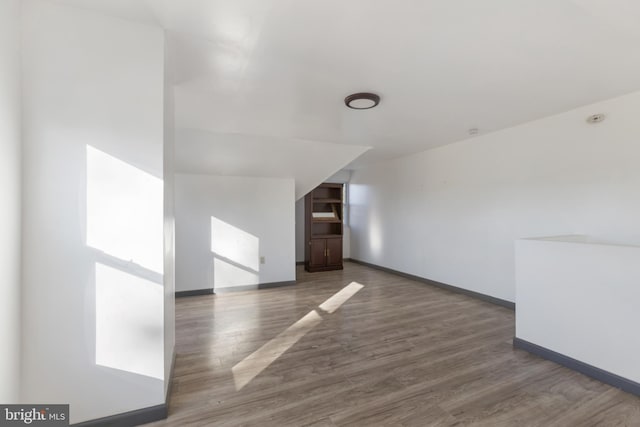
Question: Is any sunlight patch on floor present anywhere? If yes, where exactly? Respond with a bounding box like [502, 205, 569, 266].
[232, 310, 322, 390]
[319, 282, 364, 314]
[231, 281, 364, 390]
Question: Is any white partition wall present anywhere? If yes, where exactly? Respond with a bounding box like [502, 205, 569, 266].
[515, 235, 640, 385]
[21, 1, 170, 423]
[0, 0, 22, 404]
[163, 35, 176, 397]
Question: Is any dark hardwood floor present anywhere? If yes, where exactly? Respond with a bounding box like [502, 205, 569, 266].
[146, 262, 640, 426]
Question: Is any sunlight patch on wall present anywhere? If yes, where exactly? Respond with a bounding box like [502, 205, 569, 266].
[87, 145, 163, 274]
[95, 263, 164, 380]
[369, 211, 383, 258]
[211, 216, 259, 272]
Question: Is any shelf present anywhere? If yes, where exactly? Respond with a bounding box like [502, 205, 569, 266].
[312, 211, 337, 220]
[313, 198, 341, 204]
[305, 182, 344, 273]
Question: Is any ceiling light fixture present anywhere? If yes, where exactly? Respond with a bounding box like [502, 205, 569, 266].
[345, 92, 380, 110]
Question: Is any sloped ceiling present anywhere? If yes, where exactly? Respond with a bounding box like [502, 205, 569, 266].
[48, 0, 640, 176]
[174, 129, 368, 199]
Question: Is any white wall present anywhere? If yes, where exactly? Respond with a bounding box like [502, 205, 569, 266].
[175, 174, 295, 291]
[350, 90, 640, 302]
[21, 1, 167, 423]
[325, 169, 352, 184]
[0, 0, 22, 404]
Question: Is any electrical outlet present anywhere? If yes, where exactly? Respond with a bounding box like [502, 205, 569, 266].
[260, 256, 265, 265]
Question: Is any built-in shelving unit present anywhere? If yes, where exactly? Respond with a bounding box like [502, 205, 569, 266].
[304, 183, 343, 272]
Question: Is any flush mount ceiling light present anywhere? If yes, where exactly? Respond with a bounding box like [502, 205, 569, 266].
[344, 92, 380, 110]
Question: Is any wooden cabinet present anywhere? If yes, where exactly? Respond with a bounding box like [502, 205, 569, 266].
[305, 183, 344, 272]
[325, 237, 343, 268]
[309, 239, 327, 269]
[308, 237, 342, 270]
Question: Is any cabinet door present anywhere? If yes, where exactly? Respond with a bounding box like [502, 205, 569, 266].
[326, 238, 342, 267]
[309, 239, 326, 268]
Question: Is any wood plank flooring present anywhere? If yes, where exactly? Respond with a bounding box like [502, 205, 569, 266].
[146, 262, 640, 426]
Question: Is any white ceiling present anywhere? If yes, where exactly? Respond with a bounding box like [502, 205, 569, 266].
[48, 0, 640, 173]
